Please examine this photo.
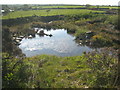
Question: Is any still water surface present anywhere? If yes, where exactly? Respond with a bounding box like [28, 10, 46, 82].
[19, 29, 93, 57]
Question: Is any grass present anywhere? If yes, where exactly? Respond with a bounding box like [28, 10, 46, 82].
[32, 5, 118, 9]
[89, 6, 118, 9]
[99, 6, 119, 9]
[2, 9, 104, 19]
[32, 5, 85, 9]
[3, 51, 118, 88]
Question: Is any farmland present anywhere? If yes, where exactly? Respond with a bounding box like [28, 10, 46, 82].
[31, 5, 118, 9]
[32, 5, 85, 9]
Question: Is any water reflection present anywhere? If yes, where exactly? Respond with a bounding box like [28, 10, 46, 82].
[19, 28, 93, 57]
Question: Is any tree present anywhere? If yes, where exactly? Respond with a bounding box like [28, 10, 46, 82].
[23, 4, 30, 11]
[86, 4, 91, 9]
[97, 5, 99, 9]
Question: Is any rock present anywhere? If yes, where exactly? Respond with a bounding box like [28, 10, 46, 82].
[86, 31, 94, 39]
[13, 37, 16, 40]
[34, 28, 39, 31]
[16, 39, 20, 43]
[28, 35, 33, 38]
[15, 43, 20, 45]
[40, 28, 44, 30]
[48, 21, 52, 24]
[40, 30, 44, 34]
[15, 39, 21, 45]
[13, 34, 17, 37]
[86, 31, 93, 34]
[16, 37, 22, 41]
[19, 36, 24, 38]
[49, 34, 52, 37]
[85, 40, 88, 43]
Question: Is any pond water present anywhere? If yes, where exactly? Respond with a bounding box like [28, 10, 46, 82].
[19, 28, 93, 57]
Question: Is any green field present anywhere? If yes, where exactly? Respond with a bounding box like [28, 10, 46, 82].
[32, 5, 85, 9]
[32, 5, 118, 9]
[89, 6, 118, 9]
[32, 6, 118, 9]
[2, 9, 104, 19]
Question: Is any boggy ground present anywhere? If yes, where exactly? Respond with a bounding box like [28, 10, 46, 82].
[7, 13, 119, 49]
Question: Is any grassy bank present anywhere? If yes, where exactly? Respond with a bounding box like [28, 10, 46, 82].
[2, 49, 118, 88]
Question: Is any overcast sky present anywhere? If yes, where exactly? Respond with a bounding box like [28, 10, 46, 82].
[0, 0, 120, 6]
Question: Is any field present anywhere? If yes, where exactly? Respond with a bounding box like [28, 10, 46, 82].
[32, 5, 118, 9]
[32, 5, 85, 9]
[2, 9, 105, 19]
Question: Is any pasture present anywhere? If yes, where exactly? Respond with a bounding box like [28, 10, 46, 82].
[2, 9, 105, 19]
[32, 5, 118, 9]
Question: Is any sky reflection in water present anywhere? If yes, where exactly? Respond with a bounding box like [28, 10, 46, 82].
[19, 29, 93, 57]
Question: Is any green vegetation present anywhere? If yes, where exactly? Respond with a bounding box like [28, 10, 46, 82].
[2, 50, 118, 88]
[31, 5, 118, 9]
[89, 6, 118, 9]
[29, 14, 119, 48]
[101, 6, 119, 9]
[32, 5, 85, 9]
[2, 4, 119, 88]
[2, 9, 104, 19]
